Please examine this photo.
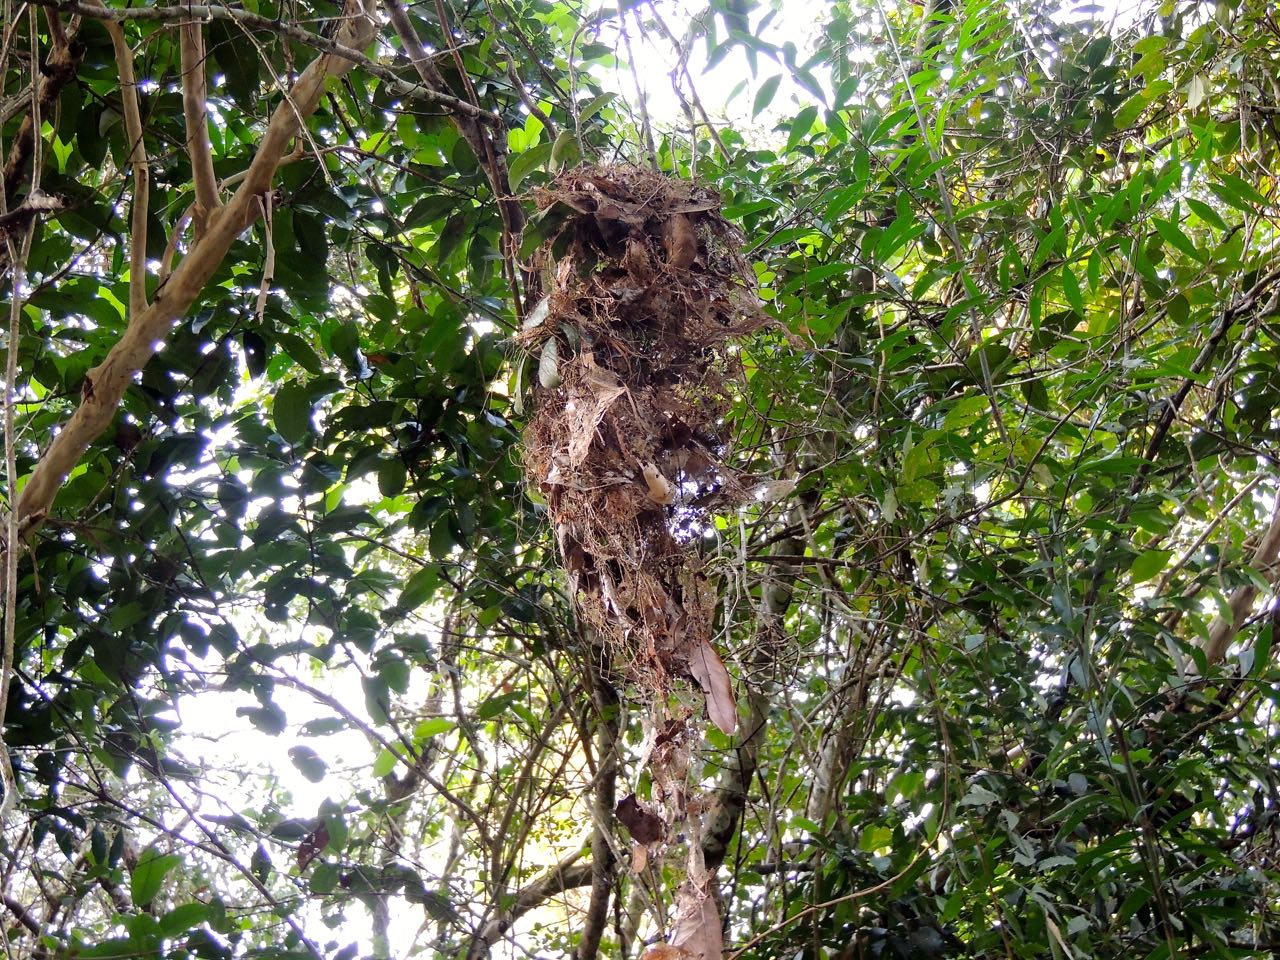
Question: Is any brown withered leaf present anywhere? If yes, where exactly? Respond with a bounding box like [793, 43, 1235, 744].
[641, 946, 697, 960]
[296, 821, 329, 871]
[664, 213, 699, 270]
[670, 881, 725, 960]
[615, 793, 664, 845]
[630, 841, 649, 874]
[688, 641, 737, 735]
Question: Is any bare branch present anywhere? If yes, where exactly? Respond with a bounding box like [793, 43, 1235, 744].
[1, 892, 40, 935]
[95, 3, 149, 319]
[467, 854, 593, 959]
[179, 19, 219, 235]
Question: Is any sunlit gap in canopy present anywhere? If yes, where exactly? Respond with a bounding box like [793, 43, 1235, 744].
[582, 0, 1158, 145]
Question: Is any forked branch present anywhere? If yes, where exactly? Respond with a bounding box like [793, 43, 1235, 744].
[10, 0, 380, 541]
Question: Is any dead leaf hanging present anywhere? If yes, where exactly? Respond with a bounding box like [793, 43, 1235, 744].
[518, 165, 766, 735]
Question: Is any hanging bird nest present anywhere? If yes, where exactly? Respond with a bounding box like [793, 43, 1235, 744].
[518, 165, 768, 736]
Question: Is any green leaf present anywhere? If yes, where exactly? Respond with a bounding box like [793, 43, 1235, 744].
[753, 75, 782, 117]
[274, 331, 325, 375]
[508, 142, 553, 190]
[209, 20, 259, 109]
[578, 92, 617, 123]
[413, 717, 456, 743]
[1215, 172, 1273, 210]
[400, 565, 439, 609]
[372, 747, 399, 778]
[434, 215, 469, 263]
[131, 851, 182, 908]
[378, 457, 407, 497]
[311, 862, 339, 895]
[786, 105, 818, 153]
[1153, 218, 1203, 262]
[236, 702, 287, 736]
[159, 903, 210, 937]
[273, 382, 313, 444]
[403, 194, 459, 229]
[1062, 264, 1085, 316]
[476, 691, 521, 720]
[1186, 196, 1228, 230]
[1112, 91, 1150, 129]
[550, 130, 582, 170]
[1130, 549, 1173, 583]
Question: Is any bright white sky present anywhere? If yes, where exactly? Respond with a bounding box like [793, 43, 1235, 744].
[597, 0, 1151, 142]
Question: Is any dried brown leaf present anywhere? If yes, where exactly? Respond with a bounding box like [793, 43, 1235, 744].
[615, 793, 664, 844]
[642, 945, 697, 960]
[688, 641, 737, 735]
[630, 841, 649, 874]
[664, 213, 699, 270]
[670, 882, 724, 960]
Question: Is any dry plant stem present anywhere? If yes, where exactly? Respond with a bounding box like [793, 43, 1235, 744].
[0, 5, 39, 822]
[12, 0, 380, 540]
[180, 18, 220, 236]
[0, 227, 35, 819]
[96, 2, 149, 320]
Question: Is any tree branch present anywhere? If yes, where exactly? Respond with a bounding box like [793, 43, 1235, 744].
[95, 2, 149, 319]
[26, 0, 500, 123]
[179, 19, 219, 236]
[10, 0, 380, 540]
[467, 855, 593, 958]
[1202, 497, 1280, 665]
[1, 11, 81, 204]
[578, 670, 618, 960]
[1, 892, 40, 935]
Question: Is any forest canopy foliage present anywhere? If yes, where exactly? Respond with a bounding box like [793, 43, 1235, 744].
[2, 0, 1280, 958]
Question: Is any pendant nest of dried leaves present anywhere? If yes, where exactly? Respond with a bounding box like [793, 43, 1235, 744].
[518, 165, 767, 737]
